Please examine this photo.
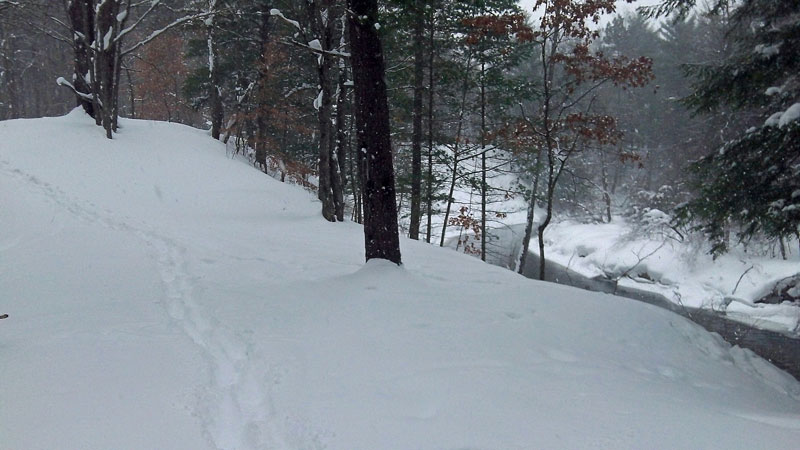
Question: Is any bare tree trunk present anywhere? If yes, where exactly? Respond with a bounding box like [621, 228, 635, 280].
[67, 0, 95, 117]
[254, 6, 273, 170]
[408, 0, 424, 240]
[779, 236, 787, 260]
[95, 0, 120, 139]
[207, 1, 223, 140]
[479, 60, 487, 261]
[348, 111, 362, 224]
[308, 0, 339, 222]
[538, 158, 556, 281]
[425, 10, 435, 244]
[347, 0, 401, 264]
[439, 58, 472, 247]
[601, 153, 612, 222]
[333, 67, 349, 221]
[517, 149, 542, 275]
[125, 65, 135, 119]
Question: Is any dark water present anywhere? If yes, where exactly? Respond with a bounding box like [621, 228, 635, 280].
[519, 254, 800, 381]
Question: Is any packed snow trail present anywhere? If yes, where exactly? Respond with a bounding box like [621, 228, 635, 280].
[2, 153, 294, 449]
[3, 111, 800, 449]
[148, 237, 286, 449]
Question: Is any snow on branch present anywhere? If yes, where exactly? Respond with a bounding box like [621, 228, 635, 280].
[284, 83, 317, 99]
[121, 12, 212, 56]
[269, 8, 301, 31]
[56, 77, 100, 105]
[283, 38, 350, 59]
[0, 0, 19, 10]
[114, 0, 162, 44]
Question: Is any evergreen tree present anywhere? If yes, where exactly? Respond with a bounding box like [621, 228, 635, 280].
[657, 0, 800, 254]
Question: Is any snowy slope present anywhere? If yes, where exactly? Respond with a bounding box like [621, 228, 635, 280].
[2, 110, 800, 450]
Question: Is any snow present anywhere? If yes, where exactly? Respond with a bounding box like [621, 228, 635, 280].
[765, 111, 784, 127]
[519, 218, 800, 335]
[779, 103, 800, 128]
[766, 104, 800, 128]
[103, 27, 113, 51]
[308, 39, 322, 52]
[1, 110, 800, 449]
[313, 89, 323, 110]
[755, 43, 781, 57]
[766, 86, 783, 96]
[270, 9, 301, 31]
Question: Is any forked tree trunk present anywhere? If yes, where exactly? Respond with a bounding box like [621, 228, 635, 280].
[95, 0, 119, 139]
[67, 0, 95, 117]
[347, 0, 401, 264]
[308, 0, 342, 222]
[517, 148, 542, 275]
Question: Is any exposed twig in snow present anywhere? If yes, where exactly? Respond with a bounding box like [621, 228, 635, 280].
[611, 240, 667, 295]
[732, 265, 755, 296]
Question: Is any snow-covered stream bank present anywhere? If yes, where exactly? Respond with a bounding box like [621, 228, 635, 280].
[481, 222, 800, 337]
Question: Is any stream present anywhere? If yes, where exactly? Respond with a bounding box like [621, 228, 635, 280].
[517, 253, 800, 381]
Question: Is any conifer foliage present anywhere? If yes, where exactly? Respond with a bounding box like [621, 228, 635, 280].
[668, 0, 800, 254]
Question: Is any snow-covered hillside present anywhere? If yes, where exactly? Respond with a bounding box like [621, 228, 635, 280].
[2, 111, 799, 449]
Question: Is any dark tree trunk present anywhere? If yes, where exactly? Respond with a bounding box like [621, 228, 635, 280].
[254, 5, 273, 171]
[308, 0, 339, 222]
[335, 70, 350, 190]
[95, 0, 119, 139]
[333, 67, 349, 221]
[125, 65, 135, 119]
[425, 11, 435, 244]
[439, 61, 472, 247]
[67, 0, 95, 117]
[208, 11, 223, 140]
[408, 0, 424, 240]
[479, 60, 487, 261]
[347, 0, 401, 264]
[349, 111, 363, 224]
[538, 167, 556, 281]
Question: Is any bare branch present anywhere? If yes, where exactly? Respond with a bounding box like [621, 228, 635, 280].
[121, 13, 211, 56]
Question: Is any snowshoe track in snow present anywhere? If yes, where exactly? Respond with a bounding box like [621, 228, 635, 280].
[3, 162, 285, 449]
[151, 238, 287, 449]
